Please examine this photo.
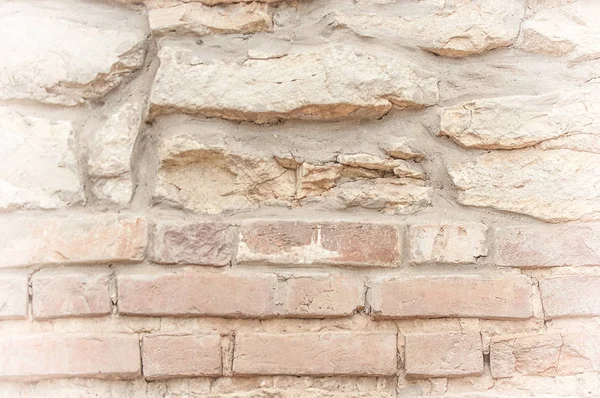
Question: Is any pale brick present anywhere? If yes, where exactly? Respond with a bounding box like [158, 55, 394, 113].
[404, 332, 483, 378]
[370, 275, 533, 320]
[151, 221, 236, 266]
[118, 270, 277, 318]
[408, 223, 488, 264]
[490, 333, 562, 378]
[279, 273, 364, 317]
[491, 332, 600, 377]
[495, 225, 600, 267]
[540, 276, 600, 319]
[32, 268, 111, 320]
[233, 332, 397, 376]
[0, 334, 140, 380]
[0, 272, 28, 320]
[0, 215, 147, 268]
[237, 221, 400, 267]
[142, 334, 222, 380]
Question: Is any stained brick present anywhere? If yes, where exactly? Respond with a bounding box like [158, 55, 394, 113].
[233, 332, 397, 376]
[237, 220, 400, 267]
[150, 221, 236, 266]
[142, 334, 222, 380]
[370, 275, 533, 320]
[408, 222, 488, 264]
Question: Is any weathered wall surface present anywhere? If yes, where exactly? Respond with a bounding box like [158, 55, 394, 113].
[1, 0, 600, 396]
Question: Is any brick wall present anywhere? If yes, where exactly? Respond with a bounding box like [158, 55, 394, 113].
[1, 0, 600, 397]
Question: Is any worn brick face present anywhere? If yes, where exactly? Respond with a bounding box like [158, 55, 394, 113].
[0, 216, 147, 268]
[150, 221, 236, 266]
[404, 332, 483, 378]
[408, 222, 488, 264]
[118, 270, 277, 318]
[0, 272, 28, 320]
[142, 334, 222, 380]
[32, 268, 111, 320]
[539, 276, 600, 319]
[237, 221, 400, 267]
[495, 225, 600, 267]
[370, 275, 533, 319]
[0, 334, 140, 380]
[233, 332, 397, 376]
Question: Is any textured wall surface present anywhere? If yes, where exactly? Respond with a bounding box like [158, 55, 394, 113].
[1, 0, 600, 396]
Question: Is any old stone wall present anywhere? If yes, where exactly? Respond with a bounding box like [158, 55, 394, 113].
[1, 0, 600, 396]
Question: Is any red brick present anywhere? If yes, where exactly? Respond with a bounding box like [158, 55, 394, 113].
[142, 334, 222, 380]
[495, 225, 600, 267]
[233, 332, 397, 376]
[370, 275, 533, 320]
[540, 276, 600, 319]
[237, 220, 400, 267]
[408, 222, 487, 264]
[118, 270, 277, 318]
[0, 215, 147, 268]
[0, 272, 28, 320]
[150, 221, 236, 266]
[279, 273, 364, 317]
[32, 268, 111, 319]
[0, 333, 140, 380]
[404, 332, 483, 378]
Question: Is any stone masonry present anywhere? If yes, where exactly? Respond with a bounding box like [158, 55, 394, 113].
[1, 0, 600, 397]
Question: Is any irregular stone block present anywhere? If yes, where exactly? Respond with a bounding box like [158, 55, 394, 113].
[0, 1, 148, 105]
[448, 149, 600, 222]
[331, 0, 524, 57]
[0, 108, 82, 210]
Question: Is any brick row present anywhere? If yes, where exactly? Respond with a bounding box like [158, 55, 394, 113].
[3, 216, 599, 269]
[0, 330, 490, 380]
[25, 271, 600, 321]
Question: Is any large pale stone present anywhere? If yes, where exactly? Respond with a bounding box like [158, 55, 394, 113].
[0, 108, 82, 210]
[148, 2, 272, 37]
[0, 1, 148, 106]
[440, 86, 600, 151]
[331, 0, 524, 57]
[150, 44, 439, 123]
[448, 149, 600, 222]
[518, 0, 600, 63]
[88, 102, 143, 205]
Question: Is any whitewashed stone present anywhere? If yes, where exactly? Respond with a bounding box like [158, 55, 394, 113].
[150, 44, 439, 123]
[148, 2, 272, 37]
[336, 154, 425, 179]
[408, 223, 488, 264]
[0, 1, 148, 106]
[88, 101, 143, 205]
[518, 0, 600, 63]
[331, 0, 524, 57]
[440, 86, 600, 151]
[326, 178, 432, 214]
[448, 149, 600, 222]
[0, 108, 82, 210]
